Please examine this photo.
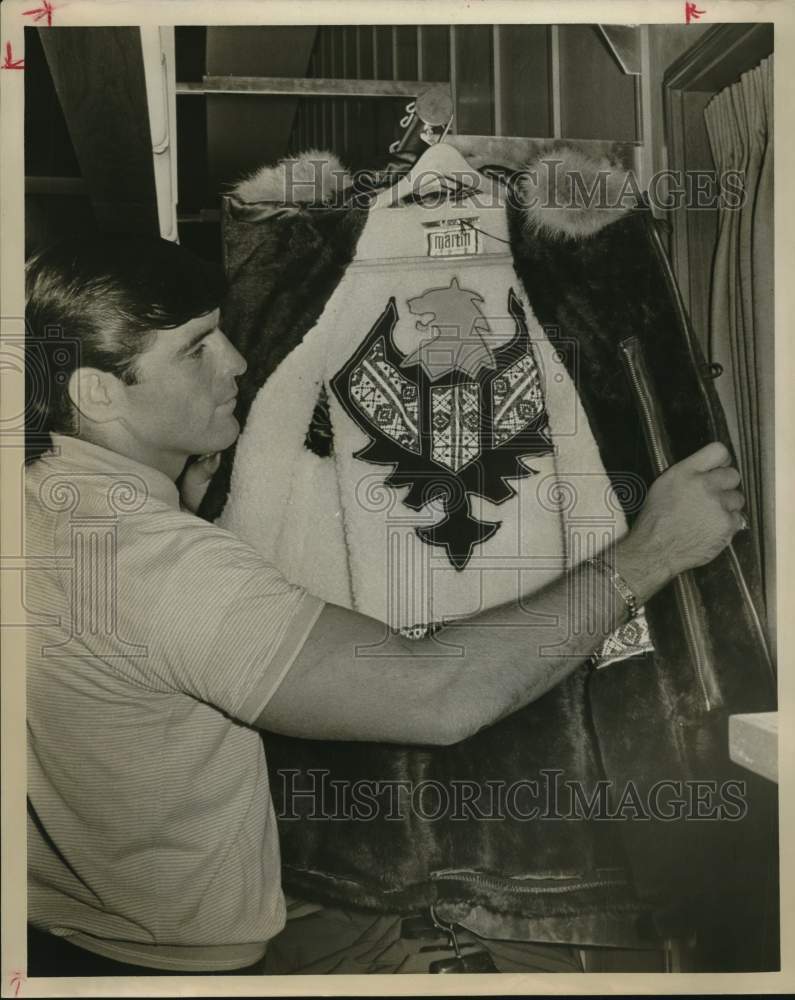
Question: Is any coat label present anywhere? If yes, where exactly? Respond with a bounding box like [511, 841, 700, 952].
[425, 219, 480, 258]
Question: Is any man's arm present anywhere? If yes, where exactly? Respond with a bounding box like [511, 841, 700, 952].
[256, 442, 745, 746]
[256, 535, 668, 745]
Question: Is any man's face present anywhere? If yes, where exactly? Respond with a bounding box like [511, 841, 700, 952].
[117, 308, 247, 467]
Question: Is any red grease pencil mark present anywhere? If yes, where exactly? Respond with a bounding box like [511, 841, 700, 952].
[9, 971, 25, 997]
[23, 1, 56, 27]
[2, 42, 24, 69]
[685, 2, 706, 23]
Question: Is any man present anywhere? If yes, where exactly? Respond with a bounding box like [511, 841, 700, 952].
[24, 235, 746, 976]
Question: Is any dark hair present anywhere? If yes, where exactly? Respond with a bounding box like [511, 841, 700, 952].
[25, 235, 225, 461]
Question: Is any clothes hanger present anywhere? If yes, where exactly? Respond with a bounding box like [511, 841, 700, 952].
[370, 86, 494, 209]
[370, 141, 494, 209]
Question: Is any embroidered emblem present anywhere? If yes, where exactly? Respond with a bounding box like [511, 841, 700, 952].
[349, 340, 420, 453]
[430, 383, 480, 472]
[589, 606, 655, 669]
[492, 354, 546, 447]
[331, 287, 553, 570]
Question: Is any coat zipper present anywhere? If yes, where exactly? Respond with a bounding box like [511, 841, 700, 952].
[619, 336, 721, 712]
[431, 870, 629, 894]
[287, 864, 631, 898]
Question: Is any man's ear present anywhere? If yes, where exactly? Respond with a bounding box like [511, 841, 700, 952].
[67, 367, 123, 424]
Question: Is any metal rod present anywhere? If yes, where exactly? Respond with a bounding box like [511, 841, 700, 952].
[176, 76, 430, 97]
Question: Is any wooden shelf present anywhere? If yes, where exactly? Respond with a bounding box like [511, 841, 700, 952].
[729, 712, 778, 783]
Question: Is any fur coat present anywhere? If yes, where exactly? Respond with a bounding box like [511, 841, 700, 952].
[200, 145, 776, 955]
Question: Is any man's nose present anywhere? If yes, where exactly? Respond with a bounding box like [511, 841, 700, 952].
[220, 333, 247, 377]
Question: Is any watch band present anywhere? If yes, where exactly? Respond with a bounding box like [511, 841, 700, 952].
[586, 554, 639, 621]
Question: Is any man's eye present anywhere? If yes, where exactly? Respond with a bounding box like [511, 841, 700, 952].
[188, 343, 207, 359]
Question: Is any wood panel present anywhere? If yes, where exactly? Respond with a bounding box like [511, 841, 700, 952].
[663, 22, 774, 93]
[39, 26, 159, 234]
[174, 25, 206, 80]
[345, 27, 359, 166]
[358, 27, 374, 78]
[176, 93, 209, 210]
[454, 25, 494, 135]
[375, 26, 394, 79]
[205, 27, 316, 196]
[558, 25, 637, 140]
[172, 21, 664, 201]
[331, 27, 344, 157]
[498, 24, 551, 137]
[419, 25, 450, 83]
[322, 29, 332, 150]
[647, 23, 712, 177]
[395, 25, 418, 79]
[355, 28, 377, 170]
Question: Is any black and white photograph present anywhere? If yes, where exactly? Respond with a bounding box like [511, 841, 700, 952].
[1, 1, 792, 994]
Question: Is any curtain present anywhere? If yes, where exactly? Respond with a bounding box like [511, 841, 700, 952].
[705, 55, 775, 655]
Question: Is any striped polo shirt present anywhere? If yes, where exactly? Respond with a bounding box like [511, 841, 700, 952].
[25, 434, 324, 972]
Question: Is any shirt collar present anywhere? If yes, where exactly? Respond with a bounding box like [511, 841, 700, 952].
[46, 435, 181, 510]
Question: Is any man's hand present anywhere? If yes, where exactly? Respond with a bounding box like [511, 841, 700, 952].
[179, 452, 221, 513]
[616, 442, 745, 600]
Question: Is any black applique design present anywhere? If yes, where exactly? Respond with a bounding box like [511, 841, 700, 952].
[330, 286, 553, 570]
